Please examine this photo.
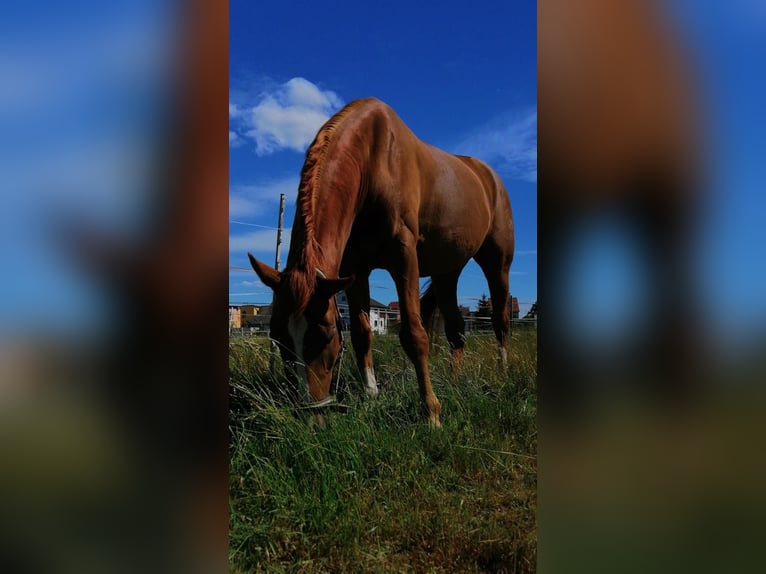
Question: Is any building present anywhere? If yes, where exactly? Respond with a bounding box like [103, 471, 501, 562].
[510, 296, 520, 320]
[336, 293, 394, 334]
[239, 304, 263, 327]
[229, 303, 271, 333]
[228, 306, 241, 330]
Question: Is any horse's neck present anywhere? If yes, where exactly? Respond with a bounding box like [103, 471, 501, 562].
[313, 189, 359, 275]
[291, 185, 359, 277]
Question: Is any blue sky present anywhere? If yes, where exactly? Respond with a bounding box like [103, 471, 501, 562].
[5, 1, 764, 341]
[679, 1, 766, 339]
[229, 0, 537, 315]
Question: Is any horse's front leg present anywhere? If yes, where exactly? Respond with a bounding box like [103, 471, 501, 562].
[346, 272, 378, 396]
[390, 234, 441, 426]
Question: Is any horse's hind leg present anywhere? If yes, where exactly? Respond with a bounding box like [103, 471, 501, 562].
[346, 272, 378, 396]
[432, 271, 467, 373]
[474, 245, 512, 367]
[420, 280, 438, 345]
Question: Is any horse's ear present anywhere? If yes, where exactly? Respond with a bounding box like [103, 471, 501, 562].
[248, 253, 282, 290]
[316, 274, 355, 299]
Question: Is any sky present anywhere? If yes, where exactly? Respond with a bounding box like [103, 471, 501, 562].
[228, 0, 538, 315]
[3, 1, 765, 342]
[678, 0, 766, 340]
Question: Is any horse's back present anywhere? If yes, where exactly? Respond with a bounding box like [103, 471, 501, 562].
[333, 98, 513, 274]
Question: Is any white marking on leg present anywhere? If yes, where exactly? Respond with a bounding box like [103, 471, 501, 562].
[364, 366, 378, 396]
[498, 347, 508, 367]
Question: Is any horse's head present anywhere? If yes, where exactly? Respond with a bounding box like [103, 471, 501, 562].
[248, 253, 353, 402]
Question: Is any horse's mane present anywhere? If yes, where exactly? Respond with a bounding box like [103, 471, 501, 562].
[289, 98, 370, 317]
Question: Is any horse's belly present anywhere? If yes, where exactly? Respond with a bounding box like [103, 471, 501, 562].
[415, 231, 481, 276]
[415, 184, 493, 275]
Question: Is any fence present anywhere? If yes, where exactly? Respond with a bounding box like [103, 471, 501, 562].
[229, 313, 537, 337]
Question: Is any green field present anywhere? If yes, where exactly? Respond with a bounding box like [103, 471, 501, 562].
[229, 329, 537, 573]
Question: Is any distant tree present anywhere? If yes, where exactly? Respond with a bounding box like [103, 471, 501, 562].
[477, 294, 491, 317]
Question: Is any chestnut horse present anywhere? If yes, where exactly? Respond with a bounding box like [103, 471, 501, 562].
[249, 97, 514, 426]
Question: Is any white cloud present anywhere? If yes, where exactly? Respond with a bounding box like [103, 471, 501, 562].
[247, 99, 329, 155]
[229, 103, 244, 147]
[232, 77, 343, 156]
[455, 108, 537, 183]
[228, 194, 260, 219]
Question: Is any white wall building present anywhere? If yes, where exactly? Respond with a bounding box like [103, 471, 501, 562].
[336, 292, 395, 335]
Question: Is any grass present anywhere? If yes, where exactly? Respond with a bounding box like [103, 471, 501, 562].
[229, 328, 537, 573]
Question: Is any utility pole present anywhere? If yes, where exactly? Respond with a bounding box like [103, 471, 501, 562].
[270, 193, 286, 372]
[274, 193, 286, 271]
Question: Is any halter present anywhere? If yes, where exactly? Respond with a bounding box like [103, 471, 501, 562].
[298, 268, 348, 411]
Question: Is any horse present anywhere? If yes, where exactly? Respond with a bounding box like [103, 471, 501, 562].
[249, 97, 514, 426]
[539, 0, 703, 408]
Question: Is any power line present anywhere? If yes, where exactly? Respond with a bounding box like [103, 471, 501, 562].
[230, 220, 279, 230]
[229, 268, 533, 304]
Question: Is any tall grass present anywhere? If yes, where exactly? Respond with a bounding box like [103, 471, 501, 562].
[229, 329, 537, 573]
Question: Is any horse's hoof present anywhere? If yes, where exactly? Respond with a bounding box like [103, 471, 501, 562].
[365, 384, 379, 398]
[498, 347, 508, 369]
[308, 413, 326, 429]
[364, 367, 379, 396]
[425, 396, 442, 427]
